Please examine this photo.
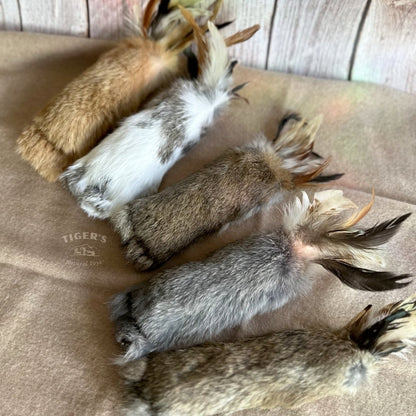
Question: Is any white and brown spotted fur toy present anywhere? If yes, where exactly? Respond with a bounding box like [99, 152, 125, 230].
[61, 10, 259, 218]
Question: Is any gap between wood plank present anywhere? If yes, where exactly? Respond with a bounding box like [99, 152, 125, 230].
[16, 0, 23, 31]
[348, 0, 372, 80]
[265, 0, 278, 70]
[86, 0, 91, 38]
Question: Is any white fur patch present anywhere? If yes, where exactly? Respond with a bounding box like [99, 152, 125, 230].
[62, 83, 232, 219]
[61, 18, 236, 219]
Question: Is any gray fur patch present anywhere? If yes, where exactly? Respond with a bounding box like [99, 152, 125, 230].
[60, 165, 86, 193]
[344, 360, 367, 388]
[111, 231, 311, 360]
[153, 83, 188, 164]
[135, 119, 154, 129]
[152, 82, 230, 164]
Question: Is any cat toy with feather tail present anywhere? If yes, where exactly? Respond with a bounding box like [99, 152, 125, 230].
[119, 294, 416, 415]
[111, 114, 341, 270]
[60, 14, 259, 219]
[111, 190, 411, 361]
[16, 0, 223, 181]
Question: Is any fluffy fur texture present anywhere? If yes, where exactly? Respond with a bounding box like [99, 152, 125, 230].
[111, 190, 410, 362]
[111, 115, 337, 271]
[60, 18, 259, 219]
[16, 0, 219, 181]
[119, 294, 416, 415]
[283, 190, 412, 277]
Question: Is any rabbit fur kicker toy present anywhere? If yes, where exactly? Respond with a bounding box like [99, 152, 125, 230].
[119, 294, 416, 415]
[111, 189, 411, 362]
[17, 0, 223, 182]
[60, 12, 260, 219]
[111, 114, 342, 271]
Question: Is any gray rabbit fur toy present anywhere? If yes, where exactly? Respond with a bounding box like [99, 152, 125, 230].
[119, 294, 416, 415]
[111, 114, 341, 271]
[111, 189, 411, 362]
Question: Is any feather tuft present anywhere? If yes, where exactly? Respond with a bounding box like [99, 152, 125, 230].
[329, 212, 411, 250]
[179, 9, 258, 92]
[348, 294, 416, 357]
[149, 1, 216, 46]
[273, 115, 340, 185]
[282, 190, 412, 289]
[314, 259, 411, 291]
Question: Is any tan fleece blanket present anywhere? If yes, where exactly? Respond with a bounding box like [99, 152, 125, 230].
[0, 31, 415, 416]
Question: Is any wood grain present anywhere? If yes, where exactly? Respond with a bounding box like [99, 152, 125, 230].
[267, 0, 368, 79]
[0, 0, 21, 30]
[89, 0, 276, 68]
[216, 0, 276, 69]
[88, 0, 142, 39]
[352, 0, 416, 94]
[1, 0, 416, 95]
[19, 0, 88, 37]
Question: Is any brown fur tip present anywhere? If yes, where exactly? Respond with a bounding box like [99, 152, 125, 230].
[16, 126, 72, 182]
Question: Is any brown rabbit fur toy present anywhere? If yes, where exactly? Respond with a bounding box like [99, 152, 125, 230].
[112, 114, 342, 271]
[120, 294, 416, 415]
[16, 0, 223, 181]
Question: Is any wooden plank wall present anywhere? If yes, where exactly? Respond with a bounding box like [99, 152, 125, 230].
[0, 0, 21, 30]
[267, 0, 367, 79]
[352, 0, 416, 94]
[1, 0, 415, 95]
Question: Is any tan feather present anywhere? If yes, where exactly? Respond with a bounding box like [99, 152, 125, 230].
[343, 189, 375, 228]
[178, 5, 208, 75]
[376, 300, 403, 319]
[355, 294, 416, 356]
[210, 0, 224, 22]
[344, 304, 373, 340]
[225, 24, 260, 47]
[164, 22, 194, 51]
[293, 158, 330, 186]
[142, 0, 161, 36]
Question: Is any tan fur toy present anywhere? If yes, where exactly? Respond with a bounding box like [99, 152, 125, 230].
[16, 0, 222, 181]
[120, 294, 416, 415]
